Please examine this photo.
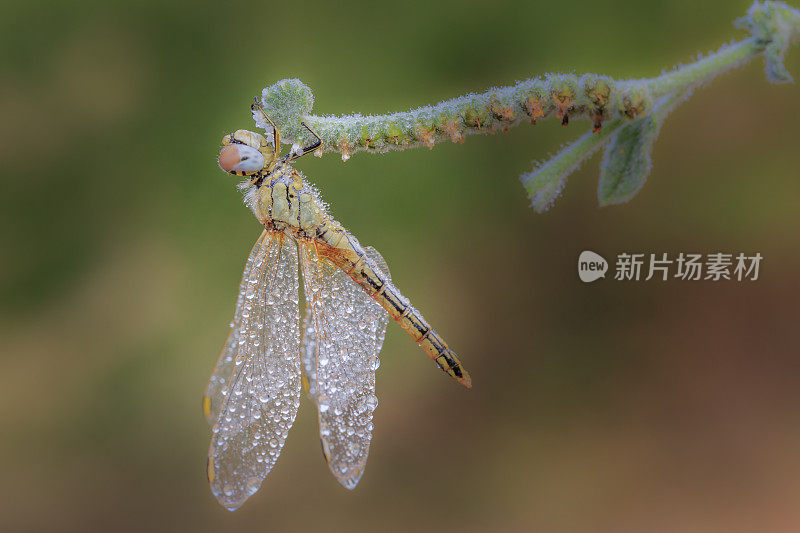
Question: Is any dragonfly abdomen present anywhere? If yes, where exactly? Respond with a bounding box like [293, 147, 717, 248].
[316, 229, 471, 388]
[379, 283, 471, 388]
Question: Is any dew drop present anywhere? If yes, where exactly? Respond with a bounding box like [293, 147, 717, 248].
[366, 394, 378, 411]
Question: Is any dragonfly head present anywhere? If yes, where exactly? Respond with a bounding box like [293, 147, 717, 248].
[218, 129, 276, 176]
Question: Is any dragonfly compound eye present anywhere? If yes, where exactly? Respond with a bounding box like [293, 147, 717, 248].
[218, 144, 265, 175]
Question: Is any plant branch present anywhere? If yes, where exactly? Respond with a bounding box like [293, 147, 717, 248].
[255, 1, 800, 211]
[645, 38, 761, 99]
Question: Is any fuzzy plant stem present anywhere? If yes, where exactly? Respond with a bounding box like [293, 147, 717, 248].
[645, 38, 762, 99]
[254, 1, 800, 211]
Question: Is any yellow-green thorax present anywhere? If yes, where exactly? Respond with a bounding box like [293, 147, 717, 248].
[249, 165, 331, 238]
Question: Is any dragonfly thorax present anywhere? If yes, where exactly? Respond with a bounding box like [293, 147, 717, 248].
[251, 169, 328, 236]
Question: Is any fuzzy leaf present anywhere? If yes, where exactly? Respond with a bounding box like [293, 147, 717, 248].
[598, 115, 661, 206]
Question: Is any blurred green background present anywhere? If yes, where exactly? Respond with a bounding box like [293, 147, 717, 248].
[2, 0, 799, 531]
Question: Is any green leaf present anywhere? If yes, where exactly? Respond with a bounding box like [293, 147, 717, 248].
[598, 114, 661, 206]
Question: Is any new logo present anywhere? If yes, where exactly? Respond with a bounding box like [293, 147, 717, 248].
[578, 251, 608, 283]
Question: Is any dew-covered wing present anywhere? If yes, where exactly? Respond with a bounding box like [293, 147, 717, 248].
[300, 243, 390, 489]
[204, 231, 270, 425]
[207, 233, 301, 511]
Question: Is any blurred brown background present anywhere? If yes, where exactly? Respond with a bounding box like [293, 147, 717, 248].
[2, 1, 799, 531]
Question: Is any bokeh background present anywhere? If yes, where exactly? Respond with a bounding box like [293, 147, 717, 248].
[2, 0, 799, 531]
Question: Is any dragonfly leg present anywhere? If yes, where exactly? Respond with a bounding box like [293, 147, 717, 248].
[251, 97, 281, 155]
[287, 122, 322, 161]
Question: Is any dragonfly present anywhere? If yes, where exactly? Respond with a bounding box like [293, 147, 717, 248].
[203, 98, 471, 511]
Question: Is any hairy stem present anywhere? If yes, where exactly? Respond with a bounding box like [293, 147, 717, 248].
[252, 1, 800, 210]
[646, 38, 762, 98]
[521, 120, 624, 212]
[257, 31, 762, 160]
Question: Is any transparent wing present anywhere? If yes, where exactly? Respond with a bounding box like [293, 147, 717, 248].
[300, 243, 390, 489]
[204, 231, 269, 425]
[301, 247, 391, 398]
[207, 233, 301, 511]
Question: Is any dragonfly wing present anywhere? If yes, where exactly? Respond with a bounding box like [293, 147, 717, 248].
[207, 233, 301, 511]
[204, 231, 269, 425]
[301, 246, 390, 398]
[300, 305, 317, 397]
[299, 243, 390, 489]
[364, 245, 391, 283]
